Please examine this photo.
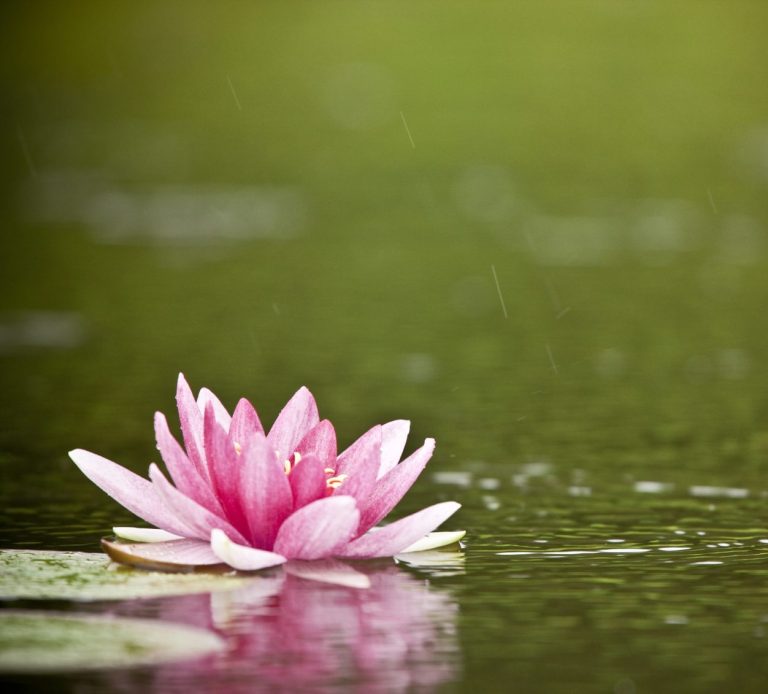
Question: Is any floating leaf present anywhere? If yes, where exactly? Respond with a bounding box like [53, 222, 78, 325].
[0, 549, 252, 601]
[0, 610, 223, 672]
[101, 537, 224, 571]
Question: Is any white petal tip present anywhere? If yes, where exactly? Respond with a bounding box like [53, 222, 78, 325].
[147, 462, 162, 478]
[68, 449, 106, 470]
[113, 527, 185, 543]
[210, 529, 287, 572]
[399, 530, 466, 554]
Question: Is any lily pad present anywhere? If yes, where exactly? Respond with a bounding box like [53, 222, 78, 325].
[0, 610, 224, 672]
[0, 549, 253, 601]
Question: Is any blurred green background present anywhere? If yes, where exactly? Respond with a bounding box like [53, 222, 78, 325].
[2, 1, 768, 692]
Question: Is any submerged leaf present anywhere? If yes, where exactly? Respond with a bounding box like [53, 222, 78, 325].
[0, 610, 224, 673]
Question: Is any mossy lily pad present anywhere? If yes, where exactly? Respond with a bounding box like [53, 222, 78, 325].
[0, 549, 252, 601]
[0, 610, 224, 672]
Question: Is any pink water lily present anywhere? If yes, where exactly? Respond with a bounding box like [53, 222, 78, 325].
[69, 374, 464, 572]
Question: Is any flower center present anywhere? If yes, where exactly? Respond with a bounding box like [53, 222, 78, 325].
[281, 452, 348, 492]
[325, 474, 348, 490]
[283, 451, 301, 474]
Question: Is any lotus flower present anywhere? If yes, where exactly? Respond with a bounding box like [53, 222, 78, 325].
[69, 375, 464, 572]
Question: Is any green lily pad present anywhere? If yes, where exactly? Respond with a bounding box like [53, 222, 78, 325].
[0, 610, 224, 672]
[0, 549, 253, 601]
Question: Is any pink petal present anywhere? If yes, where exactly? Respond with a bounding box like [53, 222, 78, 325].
[155, 412, 223, 515]
[358, 438, 435, 533]
[69, 449, 193, 538]
[102, 537, 223, 567]
[296, 419, 337, 466]
[149, 464, 248, 545]
[210, 529, 287, 571]
[203, 404, 249, 535]
[289, 454, 327, 510]
[266, 386, 319, 459]
[284, 558, 371, 589]
[196, 387, 232, 430]
[332, 426, 381, 506]
[339, 501, 461, 558]
[273, 496, 360, 561]
[229, 398, 264, 447]
[238, 433, 293, 550]
[176, 373, 209, 483]
[336, 424, 382, 477]
[379, 420, 410, 478]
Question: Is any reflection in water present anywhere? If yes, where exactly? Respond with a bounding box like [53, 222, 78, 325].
[111, 562, 461, 693]
[462, 507, 768, 694]
[689, 485, 749, 499]
[395, 549, 465, 578]
[431, 457, 763, 507]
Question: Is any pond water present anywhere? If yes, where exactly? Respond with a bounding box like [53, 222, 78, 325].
[2, 1, 768, 692]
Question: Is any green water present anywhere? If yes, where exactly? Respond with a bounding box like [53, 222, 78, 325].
[2, 1, 768, 691]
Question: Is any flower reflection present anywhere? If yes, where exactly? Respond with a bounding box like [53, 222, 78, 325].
[217, 567, 459, 691]
[114, 561, 461, 693]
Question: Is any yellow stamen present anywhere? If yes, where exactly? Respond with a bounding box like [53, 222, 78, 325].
[233, 442, 242, 455]
[283, 451, 302, 476]
[323, 467, 335, 475]
[326, 474, 348, 489]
